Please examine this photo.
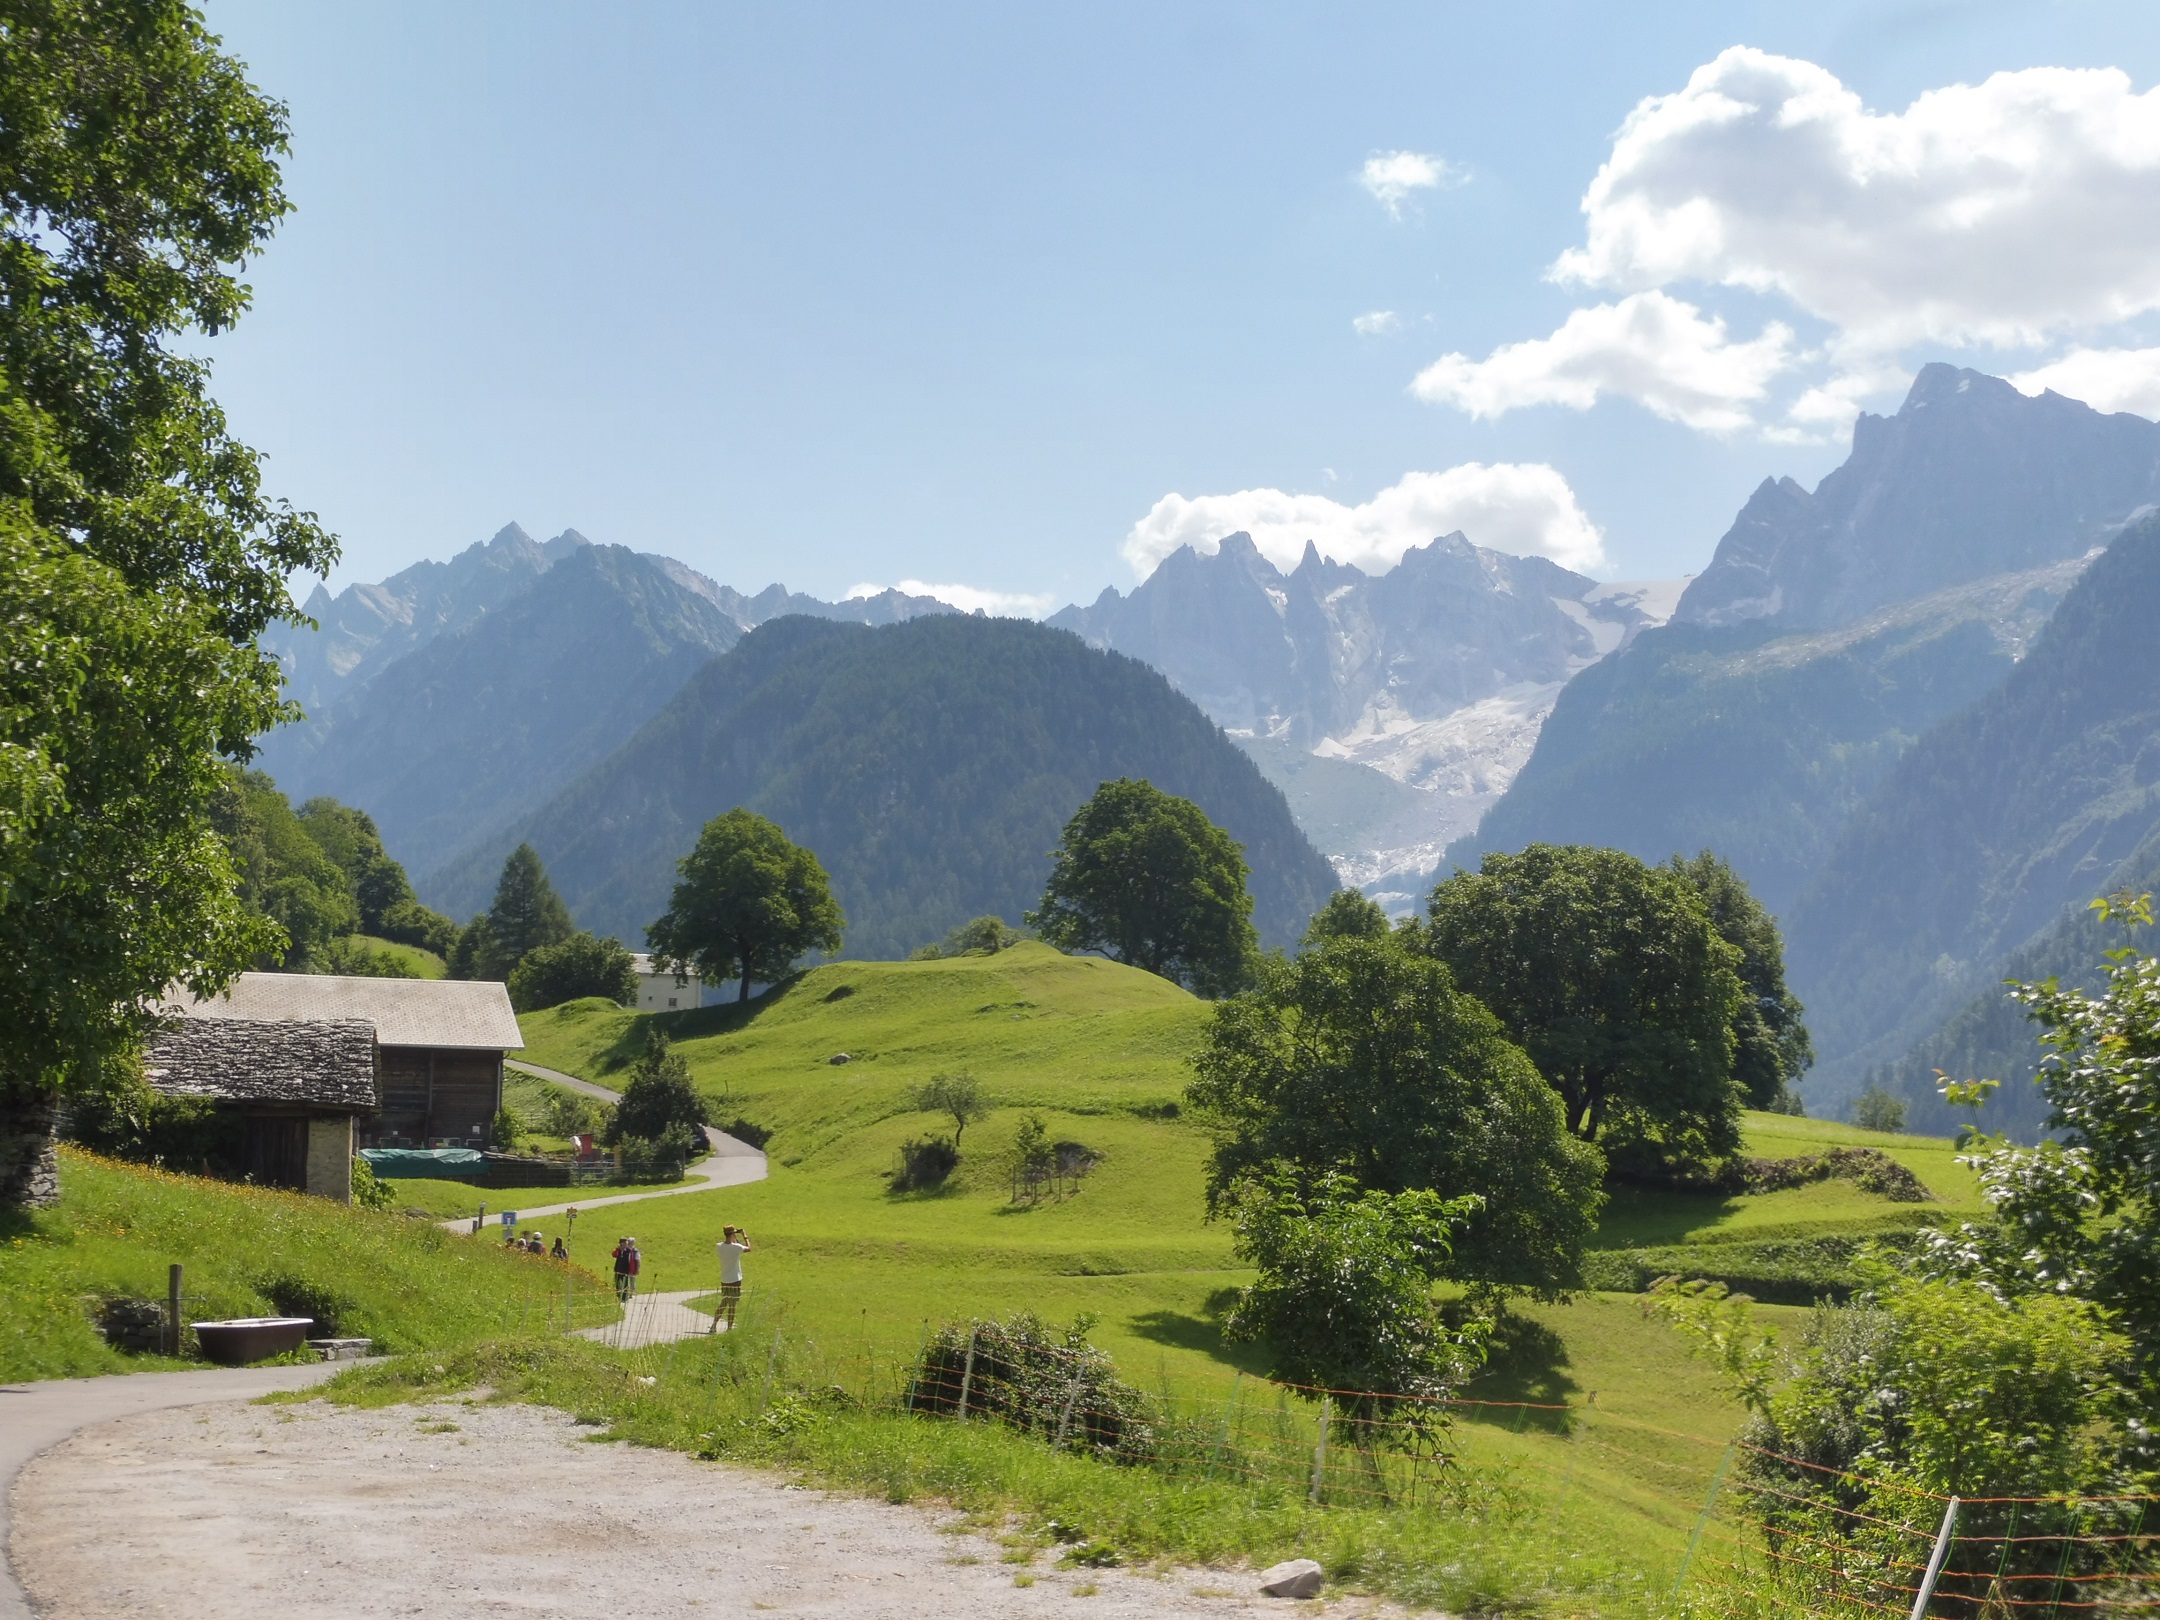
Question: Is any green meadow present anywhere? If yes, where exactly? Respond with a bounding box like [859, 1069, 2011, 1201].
[508, 940, 1988, 1583]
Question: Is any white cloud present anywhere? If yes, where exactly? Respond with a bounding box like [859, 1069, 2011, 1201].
[1121, 464, 1606, 579]
[845, 579, 1058, 618]
[1557, 50, 2160, 353]
[2012, 346, 2160, 417]
[1359, 150, 1453, 217]
[1422, 49, 2160, 436]
[1411, 291, 1792, 434]
[1352, 309, 1401, 336]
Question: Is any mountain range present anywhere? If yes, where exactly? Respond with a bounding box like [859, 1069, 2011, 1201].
[1457, 364, 2160, 1122]
[257, 361, 2160, 1136]
[428, 614, 1338, 960]
[1049, 533, 1678, 896]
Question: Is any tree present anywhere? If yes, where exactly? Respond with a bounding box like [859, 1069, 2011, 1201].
[912, 914, 1024, 960]
[1921, 892, 2160, 1359]
[1224, 1171, 1486, 1409]
[506, 932, 637, 1013]
[210, 768, 357, 968]
[646, 809, 844, 1003]
[484, 845, 572, 970]
[1301, 888, 1391, 948]
[1425, 844, 1745, 1163]
[1668, 852, 1813, 1111]
[1028, 778, 1256, 996]
[604, 1032, 708, 1148]
[1850, 1083, 1906, 1134]
[0, 2, 338, 1206]
[917, 1071, 988, 1150]
[1187, 932, 1606, 1299]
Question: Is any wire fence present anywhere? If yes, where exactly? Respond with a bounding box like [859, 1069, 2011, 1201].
[496, 1280, 2157, 1617]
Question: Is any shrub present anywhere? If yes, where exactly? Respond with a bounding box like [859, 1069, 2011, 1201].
[350, 1154, 395, 1211]
[892, 1136, 959, 1191]
[508, 931, 638, 1012]
[908, 1311, 1155, 1462]
[603, 1033, 708, 1146]
[541, 1089, 600, 1139]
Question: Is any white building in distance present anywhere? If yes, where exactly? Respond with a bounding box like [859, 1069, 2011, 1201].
[629, 953, 703, 1012]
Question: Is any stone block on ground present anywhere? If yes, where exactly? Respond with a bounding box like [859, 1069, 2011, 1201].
[1258, 1557, 1324, 1599]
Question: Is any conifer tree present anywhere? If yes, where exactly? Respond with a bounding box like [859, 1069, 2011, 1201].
[479, 845, 573, 978]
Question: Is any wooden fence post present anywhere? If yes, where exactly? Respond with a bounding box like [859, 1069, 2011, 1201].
[167, 1263, 184, 1357]
[1308, 1395, 1331, 1504]
[955, 1326, 979, 1420]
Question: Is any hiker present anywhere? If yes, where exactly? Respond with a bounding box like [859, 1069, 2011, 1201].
[550, 1235, 568, 1261]
[611, 1236, 639, 1302]
[710, 1225, 752, 1332]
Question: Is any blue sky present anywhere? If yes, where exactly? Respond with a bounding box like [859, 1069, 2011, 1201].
[202, 2, 2160, 608]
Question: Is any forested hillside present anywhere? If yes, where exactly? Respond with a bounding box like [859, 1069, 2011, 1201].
[1787, 511, 2160, 1100]
[1453, 560, 2080, 916]
[426, 614, 1339, 959]
[258, 544, 746, 877]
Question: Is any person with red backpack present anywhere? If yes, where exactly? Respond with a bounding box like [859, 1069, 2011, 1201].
[610, 1236, 640, 1303]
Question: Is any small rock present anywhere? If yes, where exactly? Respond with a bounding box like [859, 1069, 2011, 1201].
[829, 1052, 851, 1065]
[1258, 1558, 1324, 1600]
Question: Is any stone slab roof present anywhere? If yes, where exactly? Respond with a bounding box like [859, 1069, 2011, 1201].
[165, 973, 524, 1051]
[145, 1018, 378, 1111]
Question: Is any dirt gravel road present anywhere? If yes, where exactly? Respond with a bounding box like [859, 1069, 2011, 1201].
[12, 1397, 1394, 1618]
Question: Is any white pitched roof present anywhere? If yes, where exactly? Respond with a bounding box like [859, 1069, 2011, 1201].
[166, 973, 524, 1051]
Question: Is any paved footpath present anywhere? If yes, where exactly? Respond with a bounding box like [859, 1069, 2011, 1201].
[0, 1362, 347, 1620]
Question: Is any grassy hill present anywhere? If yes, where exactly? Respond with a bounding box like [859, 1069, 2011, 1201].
[517, 942, 1983, 1391]
[0, 1149, 602, 1381]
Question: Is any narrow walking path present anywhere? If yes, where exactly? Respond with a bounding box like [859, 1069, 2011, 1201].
[435, 1127, 767, 1234]
[506, 1056, 620, 1104]
[0, 1362, 347, 1620]
[576, 1288, 720, 1348]
[438, 1056, 768, 1233]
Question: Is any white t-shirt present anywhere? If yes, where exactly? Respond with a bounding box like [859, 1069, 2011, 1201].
[717, 1241, 748, 1285]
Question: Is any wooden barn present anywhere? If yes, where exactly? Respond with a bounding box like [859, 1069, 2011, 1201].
[156, 975, 525, 1197]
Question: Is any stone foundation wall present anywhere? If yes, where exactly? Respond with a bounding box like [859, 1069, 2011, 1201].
[0, 1089, 60, 1208]
[305, 1115, 353, 1203]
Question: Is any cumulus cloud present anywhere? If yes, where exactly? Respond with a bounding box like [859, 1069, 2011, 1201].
[2012, 347, 2160, 417]
[1359, 150, 1453, 216]
[1412, 291, 1793, 434]
[1121, 464, 1606, 579]
[1421, 49, 2160, 436]
[845, 579, 1058, 618]
[1353, 309, 1401, 336]
[1557, 50, 2160, 352]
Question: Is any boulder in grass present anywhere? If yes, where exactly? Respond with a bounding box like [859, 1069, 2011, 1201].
[1258, 1558, 1324, 1599]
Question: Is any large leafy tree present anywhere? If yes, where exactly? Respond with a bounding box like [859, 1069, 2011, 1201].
[1668, 851, 1813, 1112]
[1187, 932, 1606, 1299]
[1028, 777, 1256, 996]
[1424, 844, 1744, 1162]
[1224, 1171, 1486, 1410]
[211, 768, 356, 967]
[647, 809, 844, 1003]
[1923, 893, 2160, 1361]
[506, 931, 636, 1014]
[0, 2, 337, 1206]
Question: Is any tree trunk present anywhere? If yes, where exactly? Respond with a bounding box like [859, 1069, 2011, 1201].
[0, 1087, 61, 1209]
[740, 965, 752, 1004]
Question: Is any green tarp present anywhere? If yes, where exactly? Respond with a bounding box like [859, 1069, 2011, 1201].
[360, 1147, 489, 1180]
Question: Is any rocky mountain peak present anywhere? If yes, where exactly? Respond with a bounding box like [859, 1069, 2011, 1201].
[1677, 365, 2160, 632]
